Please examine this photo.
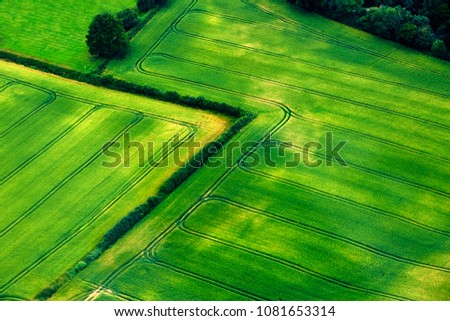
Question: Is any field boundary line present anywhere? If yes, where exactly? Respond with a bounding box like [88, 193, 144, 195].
[0, 73, 200, 129]
[141, 52, 450, 166]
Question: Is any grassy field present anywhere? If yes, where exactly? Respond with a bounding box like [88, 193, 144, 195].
[0, 60, 229, 300]
[0, 0, 136, 71]
[49, 0, 450, 301]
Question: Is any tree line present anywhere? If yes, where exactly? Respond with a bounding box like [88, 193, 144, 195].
[289, 0, 450, 60]
[86, 0, 167, 58]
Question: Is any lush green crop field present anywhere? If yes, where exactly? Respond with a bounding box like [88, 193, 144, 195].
[50, 0, 450, 301]
[0, 60, 229, 300]
[0, 0, 136, 71]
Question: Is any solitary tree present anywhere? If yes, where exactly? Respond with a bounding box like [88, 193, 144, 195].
[86, 13, 129, 58]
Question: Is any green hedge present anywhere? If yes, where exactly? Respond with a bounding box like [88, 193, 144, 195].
[0, 51, 246, 118]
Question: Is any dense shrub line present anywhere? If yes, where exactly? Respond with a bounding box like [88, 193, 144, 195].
[288, 0, 450, 60]
[0, 51, 246, 118]
[34, 112, 253, 300]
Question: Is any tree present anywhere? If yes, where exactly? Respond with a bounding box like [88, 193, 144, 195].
[360, 6, 409, 39]
[327, 0, 364, 22]
[297, 0, 327, 12]
[137, 0, 153, 13]
[117, 9, 139, 31]
[137, 0, 167, 13]
[86, 13, 129, 58]
[414, 25, 434, 50]
[431, 39, 448, 58]
[397, 22, 418, 44]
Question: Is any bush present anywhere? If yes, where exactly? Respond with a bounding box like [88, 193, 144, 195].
[360, 6, 411, 39]
[137, 0, 154, 13]
[396, 22, 418, 45]
[326, 0, 364, 23]
[117, 9, 139, 31]
[431, 39, 448, 58]
[415, 25, 434, 50]
[86, 13, 129, 58]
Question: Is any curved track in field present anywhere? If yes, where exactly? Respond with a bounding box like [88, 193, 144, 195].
[176, 223, 411, 301]
[189, 8, 450, 99]
[0, 74, 204, 294]
[141, 53, 450, 164]
[36, 0, 448, 301]
[0, 82, 57, 138]
[202, 196, 450, 273]
[242, 0, 450, 80]
[169, 26, 450, 131]
[0, 125, 197, 292]
[142, 197, 412, 301]
[0, 105, 99, 185]
[236, 165, 450, 237]
[98, 0, 449, 301]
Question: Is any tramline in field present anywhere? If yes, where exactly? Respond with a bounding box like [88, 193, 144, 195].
[0, 0, 449, 301]
[0, 61, 229, 300]
[51, 0, 449, 301]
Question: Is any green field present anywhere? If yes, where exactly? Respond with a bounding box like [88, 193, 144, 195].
[0, 0, 136, 71]
[47, 0, 450, 301]
[0, 61, 229, 300]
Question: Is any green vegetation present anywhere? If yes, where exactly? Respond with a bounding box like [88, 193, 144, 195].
[290, 0, 450, 59]
[0, 0, 136, 71]
[0, 60, 230, 300]
[51, 0, 450, 301]
[86, 13, 130, 58]
[1, 0, 449, 302]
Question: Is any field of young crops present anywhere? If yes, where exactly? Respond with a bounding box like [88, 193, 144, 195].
[48, 0, 450, 301]
[0, 60, 229, 300]
[0, 0, 136, 71]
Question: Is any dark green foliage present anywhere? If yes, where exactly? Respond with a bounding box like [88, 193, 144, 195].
[0, 52, 246, 118]
[431, 39, 448, 58]
[291, 0, 450, 59]
[327, 0, 364, 23]
[397, 22, 419, 44]
[415, 25, 434, 49]
[360, 6, 412, 39]
[297, 0, 327, 12]
[117, 8, 139, 31]
[86, 13, 129, 58]
[137, 0, 167, 13]
[137, 0, 154, 13]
